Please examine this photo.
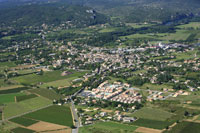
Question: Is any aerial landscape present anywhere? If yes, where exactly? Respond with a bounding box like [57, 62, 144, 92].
[0, 0, 200, 133]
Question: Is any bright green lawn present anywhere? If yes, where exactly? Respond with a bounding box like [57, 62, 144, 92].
[130, 107, 174, 121]
[3, 96, 51, 119]
[0, 93, 25, 104]
[79, 121, 138, 133]
[23, 105, 73, 127]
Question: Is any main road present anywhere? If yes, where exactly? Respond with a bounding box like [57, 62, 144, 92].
[71, 88, 84, 133]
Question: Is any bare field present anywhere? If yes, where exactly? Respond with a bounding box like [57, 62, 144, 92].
[27, 121, 68, 132]
[135, 127, 162, 133]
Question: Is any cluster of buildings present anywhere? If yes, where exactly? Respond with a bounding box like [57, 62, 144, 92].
[111, 90, 142, 104]
[90, 81, 142, 104]
[91, 82, 123, 100]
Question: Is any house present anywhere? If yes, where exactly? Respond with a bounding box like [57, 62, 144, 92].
[100, 112, 107, 117]
[123, 117, 136, 123]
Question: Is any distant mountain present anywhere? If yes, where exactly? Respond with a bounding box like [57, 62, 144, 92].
[0, 2, 108, 27]
[61, 0, 200, 23]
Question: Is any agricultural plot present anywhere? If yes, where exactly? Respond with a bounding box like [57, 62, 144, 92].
[132, 118, 172, 130]
[3, 96, 51, 119]
[130, 107, 174, 121]
[0, 61, 17, 68]
[0, 93, 25, 104]
[0, 85, 24, 91]
[140, 83, 173, 90]
[166, 121, 200, 133]
[28, 88, 63, 100]
[40, 71, 87, 88]
[12, 70, 86, 85]
[0, 87, 31, 94]
[9, 117, 38, 127]
[177, 22, 200, 29]
[79, 121, 138, 133]
[16, 94, 37, 102]
[11, 127, 34, 133]
[23, 105, 73, 127]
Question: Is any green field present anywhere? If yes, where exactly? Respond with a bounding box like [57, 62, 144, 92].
[132, 118, 172, 129]
[0, 93, 25, 104]
[177, 22, 200, 29]
[11, 127, 34, 133]
[140, 83, 173, 90]
[3, 96, 51, 119]
[0, 85, 24, 91]
[0, 87, 31, 94]
[28, 88, 63, 100]
[12, 70, 86, 85]
[130, 107, 174, 121]
[0, 62, 17, 68]
[16, 94, 37, 102]
[9, 117, 38, 127]
[79, 121, 138, 133]
[23, 105, 73, 127]
[166, 121, 200, 133]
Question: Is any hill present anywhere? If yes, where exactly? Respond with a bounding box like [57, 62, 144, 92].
[0, 2, 108, 28]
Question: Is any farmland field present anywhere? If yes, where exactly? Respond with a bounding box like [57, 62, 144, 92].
[177, 22, 200, 29]
[0, 61, 17, 68]
[165, 121, 200, 133]
[11, 127, 34, 133]
[16, 94, 37, 102]
[0, 93, 25, 104]
[3, 96, 52, 119]
[23, 105, 73, 127]
[79, 121, 138, 133]
[132, 118, 172, 129]
[9, 117, 38, 127]
[0, 85, 24, 91]
[28, 88, 63, 100]
[0, 87, 31, 94]
[130, 107, 174, 121]
[11, 70, 87, 85]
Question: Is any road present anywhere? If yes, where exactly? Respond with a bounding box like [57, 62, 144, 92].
[71, 101, 80, 133]
[71, 88, 84, 133]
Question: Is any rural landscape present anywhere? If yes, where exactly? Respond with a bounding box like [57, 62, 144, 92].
[0, 0, 200, 133]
